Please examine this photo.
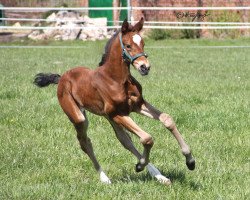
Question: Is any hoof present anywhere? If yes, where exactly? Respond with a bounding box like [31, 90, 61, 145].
[186, 158, 195, 170]
[99, 171, 112, 184]
[135, 163, 144, 173]
[155, 174, 172, 186]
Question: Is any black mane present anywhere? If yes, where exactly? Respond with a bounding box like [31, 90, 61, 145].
[99, 30, 120, 66]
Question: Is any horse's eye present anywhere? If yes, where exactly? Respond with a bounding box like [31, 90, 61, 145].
[126, 44, 131, 49]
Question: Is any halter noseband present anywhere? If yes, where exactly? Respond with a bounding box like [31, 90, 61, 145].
[119, 34, 148, 64]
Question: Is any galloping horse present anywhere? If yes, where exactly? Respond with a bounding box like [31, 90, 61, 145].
[34, 18, 195, 185]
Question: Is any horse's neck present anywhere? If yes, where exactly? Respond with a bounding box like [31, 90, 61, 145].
[102, 37, 130, 83]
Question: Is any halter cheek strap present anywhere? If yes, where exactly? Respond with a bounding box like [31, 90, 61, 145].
[119, 34, 148, 64]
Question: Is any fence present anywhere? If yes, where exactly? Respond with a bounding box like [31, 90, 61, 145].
[0, 7, 249, 32]
[0, 0, 83, 7]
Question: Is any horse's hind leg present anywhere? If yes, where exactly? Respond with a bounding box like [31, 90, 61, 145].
[58, 92, 111, 184]
[137, 101, 195, 170]
[74, 113, 111, 184]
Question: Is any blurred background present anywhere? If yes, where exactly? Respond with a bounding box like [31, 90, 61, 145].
[0, 0, 249, 42]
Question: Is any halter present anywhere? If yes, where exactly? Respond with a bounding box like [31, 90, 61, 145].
[119, 34, 148, 64]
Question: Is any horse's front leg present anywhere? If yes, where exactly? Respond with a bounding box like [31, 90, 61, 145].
[111, 115, 153, 172]
[137, 101, 195, 170]
[108, 118, 171, 185]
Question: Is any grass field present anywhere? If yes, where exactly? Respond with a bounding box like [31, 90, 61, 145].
[0, 38, 249, 199]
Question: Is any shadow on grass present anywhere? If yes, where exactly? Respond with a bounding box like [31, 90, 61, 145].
[163, 169, 203, 190]
[164, 169, 186, 183]
[113, 168, 203, 190]
[113, 168, 152, 184]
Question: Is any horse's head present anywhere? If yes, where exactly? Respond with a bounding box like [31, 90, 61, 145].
[120, 18, 150, 76]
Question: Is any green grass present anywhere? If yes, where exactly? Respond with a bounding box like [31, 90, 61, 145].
[0, 39, 249, 199]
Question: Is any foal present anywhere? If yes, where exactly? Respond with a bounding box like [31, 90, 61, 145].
[34, 18, 195, 185]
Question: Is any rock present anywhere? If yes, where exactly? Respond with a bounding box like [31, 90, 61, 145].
[60, 22, 82, 40]
[12, 22, 21, 27]
[28, 11, 108, 41]
[84, 17, 108, 37]
[43, 25, 57, 38]
[54, 35, 62, 40]
[79, 32, 87, 40]
[46, 12, 56, 23]
[28, 31, 46, 40]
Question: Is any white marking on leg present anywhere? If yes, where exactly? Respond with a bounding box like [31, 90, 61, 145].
[147, 163, 171, 185]
[99, 170, 111, 184]
[140, 158, 146, 165]
[132, 34, 141, 46]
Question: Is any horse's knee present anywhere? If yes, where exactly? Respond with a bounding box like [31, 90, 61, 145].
[71, 113, 86, 125]
[159, 113, 176, 131]
[140, 135, 154, 147]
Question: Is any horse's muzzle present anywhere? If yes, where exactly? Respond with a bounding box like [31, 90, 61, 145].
[139, 64, 150, 76]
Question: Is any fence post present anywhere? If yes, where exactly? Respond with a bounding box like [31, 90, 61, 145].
[127, 0, 131, 22]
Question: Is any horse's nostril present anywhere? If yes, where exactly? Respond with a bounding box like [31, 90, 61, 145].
[140, 64, 147, 71]
[139, 64, 149, 75]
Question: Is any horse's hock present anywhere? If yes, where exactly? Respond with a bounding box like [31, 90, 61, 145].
[28, 11, 110, 41]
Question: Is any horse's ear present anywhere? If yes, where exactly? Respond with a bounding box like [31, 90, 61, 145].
[121, 18, 129, 34]
[132, 17, 144, 32]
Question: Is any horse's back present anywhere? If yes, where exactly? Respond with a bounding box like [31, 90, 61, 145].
[58, 66, 92, 90]
[60, 66, 93, 81]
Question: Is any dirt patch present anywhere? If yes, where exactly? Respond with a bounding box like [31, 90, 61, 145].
[0, 32, 28, 42]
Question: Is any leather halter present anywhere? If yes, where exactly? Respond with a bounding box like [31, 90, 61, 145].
[119, 34, 148, 64]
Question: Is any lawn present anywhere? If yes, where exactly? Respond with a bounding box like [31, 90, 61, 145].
[0, 38, 249, 199]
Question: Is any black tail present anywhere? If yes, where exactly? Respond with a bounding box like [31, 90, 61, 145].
[34, 73, 61, 87]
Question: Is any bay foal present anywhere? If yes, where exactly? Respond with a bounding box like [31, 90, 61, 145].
[34, 18, 195, 185]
